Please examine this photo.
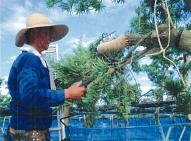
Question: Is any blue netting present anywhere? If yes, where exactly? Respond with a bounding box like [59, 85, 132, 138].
[68, 125, 191, 141]
[1, 116, 190, 141]
[67, 117, 191, 141]
[68, 116, 189, 127]
[68, 124, 191, 141]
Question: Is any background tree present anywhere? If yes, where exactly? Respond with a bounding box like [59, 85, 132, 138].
[45, 0, 191, 126]
[45, 0, 191, 52]
[54, 38, 139, 127]
[0, 78, 11, 115]
[0, 78, 2, 85]
[130, 0, 191, 118]
[46, 0, 125, 14]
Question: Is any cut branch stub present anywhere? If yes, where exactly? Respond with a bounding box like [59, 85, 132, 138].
[97, 35, 129, 54]
[97, 26, 191, 55]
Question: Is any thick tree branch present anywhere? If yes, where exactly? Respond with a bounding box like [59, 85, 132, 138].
[127, 27, 191, 53]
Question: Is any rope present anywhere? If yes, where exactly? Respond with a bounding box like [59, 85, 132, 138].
[146, 0, 185, 86]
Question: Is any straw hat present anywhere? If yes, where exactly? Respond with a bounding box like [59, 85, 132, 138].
[15, 13, 69, 47]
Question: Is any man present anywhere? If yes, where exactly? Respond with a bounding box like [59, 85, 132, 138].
[7, 13, 86, 141]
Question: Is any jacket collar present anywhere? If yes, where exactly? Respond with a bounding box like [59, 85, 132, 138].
[20, 45, 42, 57]
[20, 45, 47, 68]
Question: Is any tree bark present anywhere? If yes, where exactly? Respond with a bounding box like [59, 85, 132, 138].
[155, 107, 161, 125]
[182, 55, 190, 91]
[63, 106, 70, 125]
[127, 28, 191, 53]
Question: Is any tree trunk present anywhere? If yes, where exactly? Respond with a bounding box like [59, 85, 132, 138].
[179, 31, 191, 53]
[63, 106, 70, 125]
[127, 28, 191, 53]
[155, 107, 161, 125]
[124, 116, 129, 127]
[182, 55, 190, 91]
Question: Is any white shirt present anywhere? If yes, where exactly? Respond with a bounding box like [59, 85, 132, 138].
[20, 45, 48, 68]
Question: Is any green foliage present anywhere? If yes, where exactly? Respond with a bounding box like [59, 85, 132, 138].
[111, 79, 137, 121]
[164, 77, 184, 96]
[186, 23, 191, 30]
[131, 0, 191, 33]
[53, 38, 139, 127]
[46, 0, 104, 14]
[0, 79, 2, 85]
[46, 0, 126, 14]
[143, 49, 191, 114]
[54, 47, 94, 88]
[131, 2, 154, 34]
[131, 61, 142, 73]
[143, 0, 191, 25]
[144, 60, 167, 86]
[112, 0, 125, 3]
[46, 0, 191, 122]
[163, 77, 191, 114]
[175, 89, 191, 114]
[131, 0, 191, 115]
[0, 95, 11, 109]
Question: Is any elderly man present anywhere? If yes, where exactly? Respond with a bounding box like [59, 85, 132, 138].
[7, 13, 86, 141]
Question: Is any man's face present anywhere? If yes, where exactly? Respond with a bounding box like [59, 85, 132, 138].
[37, 27, 51, 50]
[31, 27, 51, 52]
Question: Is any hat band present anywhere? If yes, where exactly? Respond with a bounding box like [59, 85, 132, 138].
[27, 23, 54, 29]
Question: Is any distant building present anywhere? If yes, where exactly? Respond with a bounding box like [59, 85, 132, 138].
[43, 44, 59, 65]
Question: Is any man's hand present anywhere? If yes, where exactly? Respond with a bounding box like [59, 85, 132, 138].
[64, 81, 86, 100]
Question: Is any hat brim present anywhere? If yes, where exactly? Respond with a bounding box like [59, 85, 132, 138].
[15, 24, 69, 47]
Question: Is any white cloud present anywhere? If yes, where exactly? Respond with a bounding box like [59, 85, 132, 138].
[68, 34, 96, 48]
[3, 56, 17, 64]
[0, 76, 9, 96]
[69, 38, 81, 48]
[0, 1, 68, 39]
[1, 18, 26, 33]
[103, 0, 140, 12]
[0, 31, 3, 43]
[0, 4, 28, 34]
[49, 9, 67, 22]
[35, 1, 68, 22]
[178, 16, 191, 27]
[10, 56, 17, 61]
[102, 0, 115, 9]
[140, 85, 155, 94]
[134, 72, 155, 94]
[24, 0, 33, 8]
[138, 76, 149, 81]
[139, 57, 152, 65]
[136, 46, 145, 51]
[185, 17, 191, 24]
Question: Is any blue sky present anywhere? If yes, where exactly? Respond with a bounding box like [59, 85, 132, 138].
[0, 0, 140, 77]
[1, 0, 190, 96]
[0, 0, 174, 95]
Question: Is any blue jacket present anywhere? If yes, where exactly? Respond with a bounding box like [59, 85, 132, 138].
[8, 51, 65, 130]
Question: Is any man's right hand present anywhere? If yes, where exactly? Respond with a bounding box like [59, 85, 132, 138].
[64, 81, 86, 100]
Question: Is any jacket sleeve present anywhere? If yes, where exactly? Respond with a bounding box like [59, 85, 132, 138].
[17, 54, 65, 107]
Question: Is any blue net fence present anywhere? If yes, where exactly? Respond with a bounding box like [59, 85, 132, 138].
[68, 123, 191, 141]
[66, 116, 191, 141]
[1, 116, 191, 141]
